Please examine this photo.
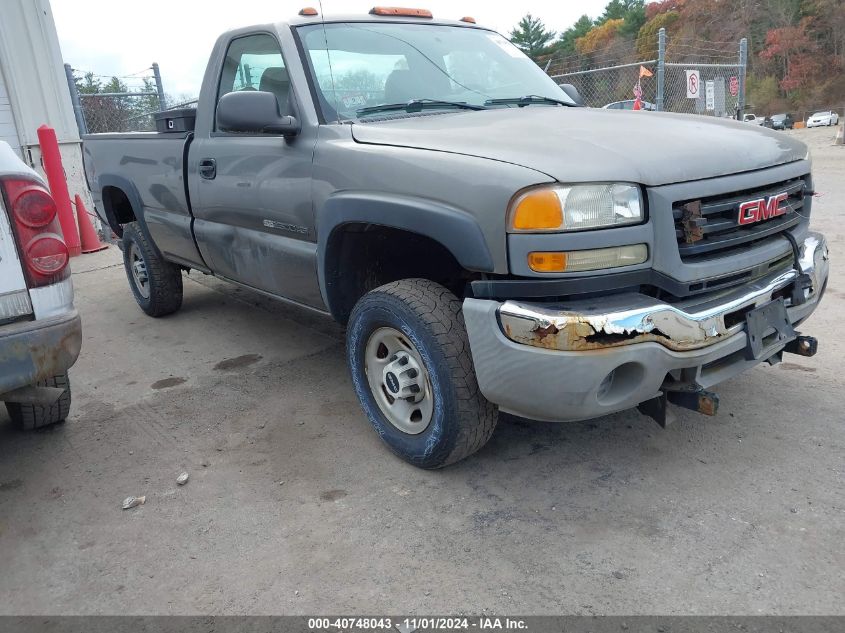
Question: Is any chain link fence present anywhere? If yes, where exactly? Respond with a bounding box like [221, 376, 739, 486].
[78, 93, 161, 133]
[549, 60, 659, 110]
[65, 63, 179, 134]
[547, 29, 747, 118]
[663, 63, 743, 117]
[66, 34, 753, 134]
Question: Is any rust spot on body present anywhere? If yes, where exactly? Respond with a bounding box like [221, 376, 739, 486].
[533, 323, 559, 338]
[697, 394, 718, 416]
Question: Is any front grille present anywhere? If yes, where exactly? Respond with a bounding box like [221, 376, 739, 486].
[673, 177, 806, 262]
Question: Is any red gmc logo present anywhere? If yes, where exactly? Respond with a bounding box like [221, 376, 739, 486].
[737, 192, 789, 225]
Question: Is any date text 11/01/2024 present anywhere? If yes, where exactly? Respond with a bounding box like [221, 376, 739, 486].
[307, 617, 529, 631]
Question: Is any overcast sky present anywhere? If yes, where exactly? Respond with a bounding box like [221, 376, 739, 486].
[51, 0, 609, 98]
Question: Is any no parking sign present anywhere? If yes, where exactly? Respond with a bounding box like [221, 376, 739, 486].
[686, 70, 700, 98]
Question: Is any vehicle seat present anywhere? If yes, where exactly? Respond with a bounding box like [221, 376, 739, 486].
[383, 69, 417, 103]
[259, 67, 291, 113]
[384, 68, 451, 103]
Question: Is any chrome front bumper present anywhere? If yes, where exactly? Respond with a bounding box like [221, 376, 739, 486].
[463, 233, 828, 423]
[499, 234, 829, 353]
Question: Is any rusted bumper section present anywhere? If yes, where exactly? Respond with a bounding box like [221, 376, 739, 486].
[462, 233, 828, 423]
[499, 234, 829, 353]
[0, 310, 82, 397]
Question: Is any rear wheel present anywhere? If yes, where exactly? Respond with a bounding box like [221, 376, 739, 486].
[347, 279, 497, 469]
[5, 374, 71, 430]
[122, 222, 183, 317]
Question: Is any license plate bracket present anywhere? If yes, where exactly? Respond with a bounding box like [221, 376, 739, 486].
[745, 298, 796, 361]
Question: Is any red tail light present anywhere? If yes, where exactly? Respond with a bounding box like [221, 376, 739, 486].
[1, 177, 70, 288]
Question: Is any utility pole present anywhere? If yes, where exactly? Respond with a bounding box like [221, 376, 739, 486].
[152, 62, 166, 110]
[63, 63, 88, 135]
[738, 38, 748, 117]
[656, 28, 666, 112]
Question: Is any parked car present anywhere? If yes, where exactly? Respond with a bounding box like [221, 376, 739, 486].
[806, 111, 840, 127]
[743, 113, 765, 125]
[0, 142, 82, 429]
[603, 99, 656, 111]
[763, 113, 794, 130]
[82, 9, 829, 468]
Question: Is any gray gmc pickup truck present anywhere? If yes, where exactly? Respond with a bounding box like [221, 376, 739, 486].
[82, 9, 829, 468]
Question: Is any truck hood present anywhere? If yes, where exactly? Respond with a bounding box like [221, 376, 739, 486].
[350, 108, 808, 186]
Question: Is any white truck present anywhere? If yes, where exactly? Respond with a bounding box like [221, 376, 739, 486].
[0, 142, 82, 428]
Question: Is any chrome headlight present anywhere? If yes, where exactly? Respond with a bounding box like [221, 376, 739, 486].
[509, 183, 644, 232]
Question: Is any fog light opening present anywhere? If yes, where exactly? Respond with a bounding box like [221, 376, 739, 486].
[596, 362, 646, 406]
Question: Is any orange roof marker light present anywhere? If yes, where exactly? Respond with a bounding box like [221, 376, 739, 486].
[460, 16, 476, 23]
[299, 7, 319, 16]
[369, 7, 434, 18]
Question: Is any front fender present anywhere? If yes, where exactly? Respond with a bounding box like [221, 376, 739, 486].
[318, 190, 494, 271]
[317, 190, 495, 317]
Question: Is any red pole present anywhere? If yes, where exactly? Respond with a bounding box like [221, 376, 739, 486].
[36, 124, 81, 257]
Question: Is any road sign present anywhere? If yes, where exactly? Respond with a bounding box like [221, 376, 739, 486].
[729, 76, 739, 97]
[705, 80, 715, 111]
[686, 70, 700, 98]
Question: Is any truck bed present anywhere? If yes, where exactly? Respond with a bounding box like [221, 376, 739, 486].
[82, 132, 203, 268]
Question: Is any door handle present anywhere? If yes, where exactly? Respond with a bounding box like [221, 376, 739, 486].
[199, 158, 216, 180]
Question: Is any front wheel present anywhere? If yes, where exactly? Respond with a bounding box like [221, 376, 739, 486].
[347, 279, 497, 469]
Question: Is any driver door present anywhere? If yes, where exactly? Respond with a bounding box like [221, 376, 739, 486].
[190, 32, 322, 308]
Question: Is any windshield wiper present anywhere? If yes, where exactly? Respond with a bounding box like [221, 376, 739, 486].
[356, 99, 487, 117]
[484, 95, 576, 108]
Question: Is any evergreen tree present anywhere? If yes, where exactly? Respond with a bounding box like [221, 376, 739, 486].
[509, 13, 556, 60]
[555, 15, 595, 55]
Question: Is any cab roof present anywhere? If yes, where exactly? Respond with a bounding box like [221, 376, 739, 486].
[284, 11, 486, 29]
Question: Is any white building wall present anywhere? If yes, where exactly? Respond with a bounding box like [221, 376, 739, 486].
[0, 0, 95, 223]
[0, 66, 22, 157]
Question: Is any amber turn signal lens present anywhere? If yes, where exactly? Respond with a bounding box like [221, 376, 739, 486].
[511, 189, 563, 231]
[528, 252, 567, 272]
[370, 7, 433, 18]
[528, 245, 648, 273]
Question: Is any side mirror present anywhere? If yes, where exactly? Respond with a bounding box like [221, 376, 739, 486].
[216, 91, 300, 137]
[559, 83, 585, 107]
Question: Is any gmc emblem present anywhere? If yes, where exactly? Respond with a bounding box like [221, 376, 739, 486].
[737, 192, 789, 225]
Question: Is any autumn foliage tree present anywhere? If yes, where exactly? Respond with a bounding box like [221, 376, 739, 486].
[576, 19, 625, 54]
[759, 19, 824, 92]
[514, 0, 845, 113]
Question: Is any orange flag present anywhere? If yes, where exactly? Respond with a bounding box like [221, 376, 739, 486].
[639, 65, 654, 78]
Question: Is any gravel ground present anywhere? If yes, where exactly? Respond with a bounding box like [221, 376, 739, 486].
[0, 127, 842, 615]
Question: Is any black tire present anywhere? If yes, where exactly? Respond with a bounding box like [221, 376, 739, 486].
[5, 374, 71, 430]
[122, 222, 183, 317]
[347, 279, 497, 469]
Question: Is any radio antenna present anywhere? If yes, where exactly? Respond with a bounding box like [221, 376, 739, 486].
[317, 0, 340, 123]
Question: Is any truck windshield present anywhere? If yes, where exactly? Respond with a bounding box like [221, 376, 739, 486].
[296, 22, 574, 121]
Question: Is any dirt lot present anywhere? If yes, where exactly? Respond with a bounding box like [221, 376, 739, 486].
[1, 127, 843, 615]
